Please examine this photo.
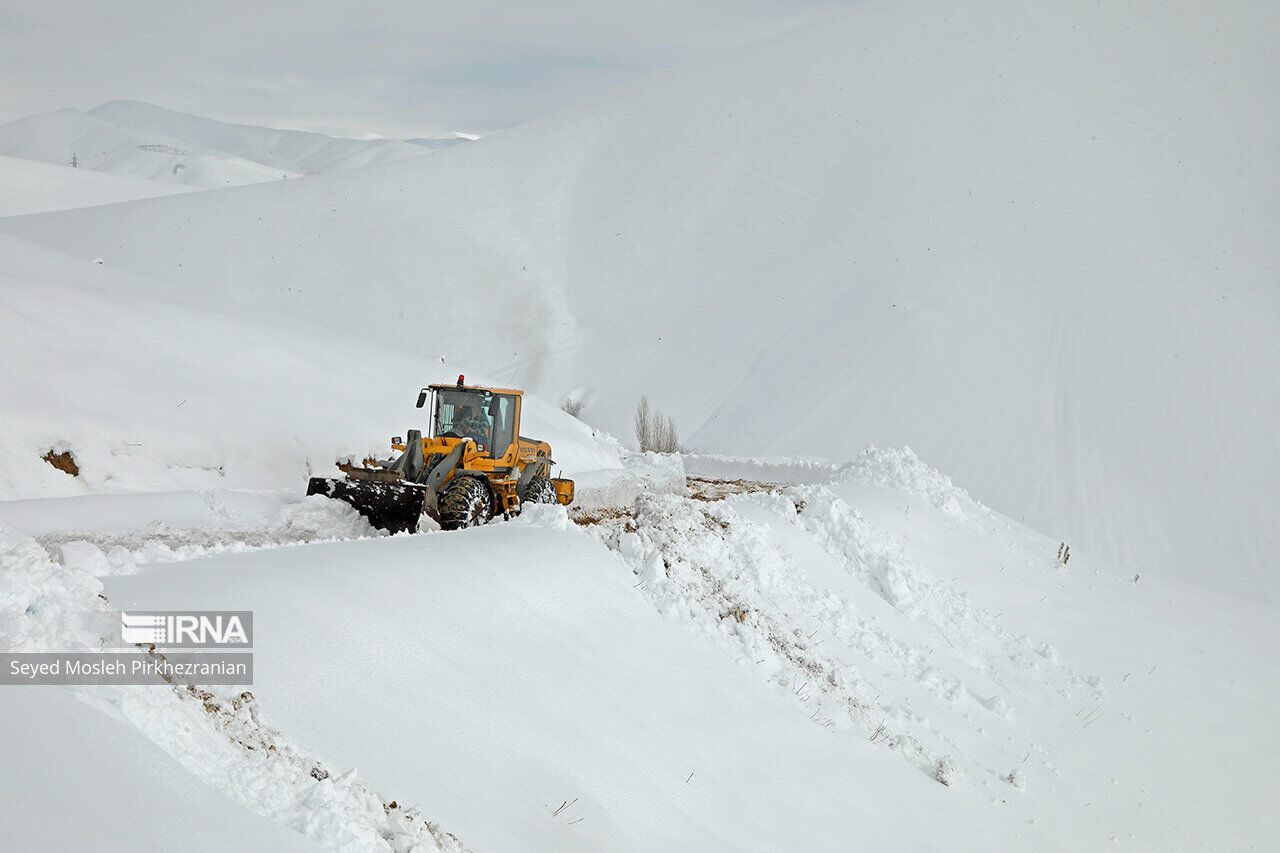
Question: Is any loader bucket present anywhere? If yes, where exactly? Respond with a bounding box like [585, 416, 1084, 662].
[306, 476, 430, 535]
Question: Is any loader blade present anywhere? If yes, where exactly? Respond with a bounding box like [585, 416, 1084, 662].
[306, 477, 429, 535]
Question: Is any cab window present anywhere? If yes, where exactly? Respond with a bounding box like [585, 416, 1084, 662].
[490, 395, 517, 459]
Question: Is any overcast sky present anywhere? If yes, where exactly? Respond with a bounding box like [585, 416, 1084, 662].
[0, 1, 843, 138]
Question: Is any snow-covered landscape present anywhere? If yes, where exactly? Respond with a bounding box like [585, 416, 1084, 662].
[2, 0, 1277, 849]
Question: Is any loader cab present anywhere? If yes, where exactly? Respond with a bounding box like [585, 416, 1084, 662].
[422, 383, 521, 462]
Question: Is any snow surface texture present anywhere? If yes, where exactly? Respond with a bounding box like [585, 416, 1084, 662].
[571, 444, 689, 512]
[0, 100, 468, 189]
[0, 232, 621, 500]
[34, 495, 385, 576]
[0, 154, 192, 216]
[1, 687, 315, 851]
[1, 0, 1275, 604]
[0, 524, 467, 852]
[2, 449, 1273, 849]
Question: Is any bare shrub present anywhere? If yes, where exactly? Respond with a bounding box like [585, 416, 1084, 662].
[634, 396, 652, 450]
[561, 398, 585, 418]
[634, 396, 680, 453]
[656, 413, 679, 453]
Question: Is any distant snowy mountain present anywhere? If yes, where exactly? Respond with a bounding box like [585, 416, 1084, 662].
[406, 134, 480, 151]
[0, 100, 471, 189]
[0, 154, 192, 216]
[86, 100, 470, 173]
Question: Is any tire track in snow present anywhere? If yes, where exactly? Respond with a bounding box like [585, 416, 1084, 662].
[38, 495, 391, 574]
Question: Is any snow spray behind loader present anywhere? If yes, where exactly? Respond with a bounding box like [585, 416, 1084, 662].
[307, 377, 574, 533]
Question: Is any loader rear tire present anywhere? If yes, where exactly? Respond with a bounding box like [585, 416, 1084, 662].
[439, 476, 493, 531]
[524, 476, 557, 505]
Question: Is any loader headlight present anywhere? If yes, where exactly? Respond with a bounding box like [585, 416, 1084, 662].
[392, 436, 403, 446]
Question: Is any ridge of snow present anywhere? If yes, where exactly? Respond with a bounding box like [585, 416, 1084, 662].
[0, 154, 192, 216]
[0, 100, 470, 189]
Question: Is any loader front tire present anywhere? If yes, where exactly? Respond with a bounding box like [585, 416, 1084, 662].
[439, 476, 493, 531]
[524, 476, 557, 505]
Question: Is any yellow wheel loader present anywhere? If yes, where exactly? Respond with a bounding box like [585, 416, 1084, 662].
[307, 376, 574, 533]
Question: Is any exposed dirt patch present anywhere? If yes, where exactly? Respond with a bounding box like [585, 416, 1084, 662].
[570, 507, 636, 529]
[42, 449, 79, 477]
[572, 478, 780, 526]
[686, 477, 781, 502]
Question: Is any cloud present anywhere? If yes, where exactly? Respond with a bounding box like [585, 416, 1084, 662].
[0, 0, 844, 137]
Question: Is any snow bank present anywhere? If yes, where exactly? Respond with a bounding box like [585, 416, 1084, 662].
[0, 526, 102, 652]
[0, 687, 315, 850]
[0, 522, 466, 851]
[571, 447, 686, 513]
[684, 446, 976, 523]
[106, 682, 466, 852]
[682, 452, 842, 483]
[582, 483, 1099, 794]
[835, 445, 973, 520]
[31, 495, 385, 573]
[102, 515, 997, 851]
